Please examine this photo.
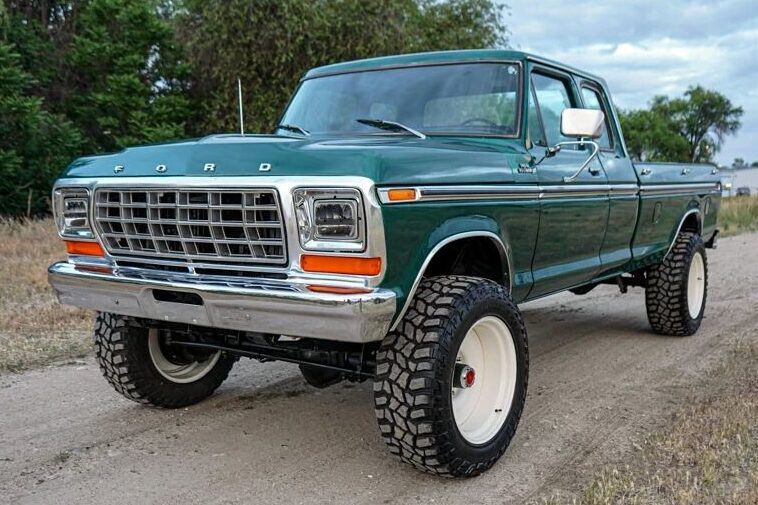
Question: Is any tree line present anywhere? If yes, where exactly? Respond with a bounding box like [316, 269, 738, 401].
[0, 0, 507, 216]
[0, 0, 747, 217]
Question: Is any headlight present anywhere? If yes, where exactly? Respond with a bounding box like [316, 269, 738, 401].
[292, 188, 365, 251]
[53, 188, 93, 238]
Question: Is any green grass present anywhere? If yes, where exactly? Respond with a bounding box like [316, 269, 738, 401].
[719, 196, 758, 237]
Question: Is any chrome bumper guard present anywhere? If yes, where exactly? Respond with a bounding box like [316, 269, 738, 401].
[48, 262, 396, 343]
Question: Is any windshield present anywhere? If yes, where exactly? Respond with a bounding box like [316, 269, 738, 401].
[280, 63, 521, 137]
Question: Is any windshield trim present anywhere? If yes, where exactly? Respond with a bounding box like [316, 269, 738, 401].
[290, 60, 524, 140]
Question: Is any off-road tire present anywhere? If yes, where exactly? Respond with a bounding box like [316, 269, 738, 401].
[94, 312, 235, 408]
[373, 276, 528, 478]
[645, 232, 708, 336]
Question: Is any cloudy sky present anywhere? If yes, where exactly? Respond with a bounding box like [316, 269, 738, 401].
[502, 0, 758, 166]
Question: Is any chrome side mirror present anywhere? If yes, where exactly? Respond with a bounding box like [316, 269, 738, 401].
[531, 109, 607, 181]
[561, 108, 605, 138]
[557, 109, 605, 182]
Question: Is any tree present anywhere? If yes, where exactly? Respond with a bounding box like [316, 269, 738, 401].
[619, 108, 690, 162]
[620, 86, 742, 163]
[62, 0, 190, 151]
[732, 158, 747, 169]
[752, 161, 758, 168]
[4, 0, 190, 153]
[0, 40, 83, 216]
[176, 0, 507, 135]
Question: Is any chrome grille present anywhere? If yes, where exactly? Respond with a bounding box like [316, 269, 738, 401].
[93, 188, 287, 265]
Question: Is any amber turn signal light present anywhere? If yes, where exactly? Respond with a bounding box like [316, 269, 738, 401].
[387, 188, 417, 202]
[65, 240, 105, 257]
[301, 255, 381, 276]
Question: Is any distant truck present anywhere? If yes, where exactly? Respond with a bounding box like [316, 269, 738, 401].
[49, 50, 721, 477]
[736, 186, 751, 197]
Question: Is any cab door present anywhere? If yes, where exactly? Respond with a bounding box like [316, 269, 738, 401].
[527, 68, 610, 297]
[578, 80, 639, 276]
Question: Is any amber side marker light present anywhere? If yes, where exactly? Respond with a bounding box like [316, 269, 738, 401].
[307, 285, 373, 295]
[301, 255, 382, 276]
[65, 240, 105, 257]
[387, 188, 417, 202]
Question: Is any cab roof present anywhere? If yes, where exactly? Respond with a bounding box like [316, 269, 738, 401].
[303, 49, 605, 85]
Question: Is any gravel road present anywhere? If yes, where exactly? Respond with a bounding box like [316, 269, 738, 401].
[1, 233, 756, 505]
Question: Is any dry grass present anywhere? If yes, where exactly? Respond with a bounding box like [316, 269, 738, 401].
[542, 341, 758, 505]
[719, 196, 758, 237]
[0, 218, 92, 372]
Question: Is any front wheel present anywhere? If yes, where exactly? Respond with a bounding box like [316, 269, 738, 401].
[94, 313, 236, 408]
[373, 276, 528, 478]
[645, 232, 708, 336]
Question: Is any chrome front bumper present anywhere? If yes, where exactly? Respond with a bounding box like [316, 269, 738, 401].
[48, 262, 396, 343]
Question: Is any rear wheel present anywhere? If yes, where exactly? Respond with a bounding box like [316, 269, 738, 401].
[94, 313, 235, 408]
[373, 276, 528, 478]
[645, 232, 708, 336]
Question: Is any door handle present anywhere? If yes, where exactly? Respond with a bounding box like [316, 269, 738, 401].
[588, 166, 601, 176]
[640, 167, 652, 176]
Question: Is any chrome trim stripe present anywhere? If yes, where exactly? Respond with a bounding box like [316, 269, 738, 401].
[540, 184, 610, 199]
[609, 184, 640, 196]
[640, 183, 720, 196]
[379, 182, 719, 204]
[389, 231, 511, 332]
[418, 185, 537, 201]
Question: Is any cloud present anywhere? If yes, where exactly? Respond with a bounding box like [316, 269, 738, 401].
[503, 0, 758, 164]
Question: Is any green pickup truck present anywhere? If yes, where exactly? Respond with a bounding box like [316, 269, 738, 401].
[49, 50, 721, 477]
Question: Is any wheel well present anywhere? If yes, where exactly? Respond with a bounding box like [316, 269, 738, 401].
[422, 236, 509, 287]
[680, 212, 702, 235]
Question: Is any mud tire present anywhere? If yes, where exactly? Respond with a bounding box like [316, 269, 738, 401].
[94, 313, 235, 408]
[373, 276, 528, 478]
[645, 232, 708, 336]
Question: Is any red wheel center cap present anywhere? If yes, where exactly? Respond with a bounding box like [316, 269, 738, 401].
[464, 367, 476, 387]
[454, 364, 476, 389]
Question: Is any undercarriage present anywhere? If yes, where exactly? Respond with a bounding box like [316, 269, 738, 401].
[145, 319, 378, 384]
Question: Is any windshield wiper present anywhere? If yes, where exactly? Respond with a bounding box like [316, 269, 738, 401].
[276, 123, 310, 136]
[356, 119, 426, 139]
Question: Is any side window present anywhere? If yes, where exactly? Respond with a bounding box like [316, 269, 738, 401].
[531, 73, 574, 146]
[528, 87, 547, 147]
[580, 86, 613, 149]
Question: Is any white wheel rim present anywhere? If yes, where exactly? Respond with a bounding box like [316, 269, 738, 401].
[687, 252, 705, 318]
[452, 316, 518, 445]
[148, 329, 221, 384]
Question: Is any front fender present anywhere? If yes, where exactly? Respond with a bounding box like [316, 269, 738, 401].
[379, 210, 510, 328]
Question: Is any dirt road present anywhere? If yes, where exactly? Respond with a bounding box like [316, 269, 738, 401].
[1, 233, 756, 505]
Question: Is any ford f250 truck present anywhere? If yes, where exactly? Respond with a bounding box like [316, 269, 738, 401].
[48, 50, 721, 478]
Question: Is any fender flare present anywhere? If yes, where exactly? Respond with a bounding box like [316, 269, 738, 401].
[664, 208, 702, 259]
[389, 229, 512, 332]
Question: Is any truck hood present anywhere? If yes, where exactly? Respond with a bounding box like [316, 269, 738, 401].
[62, 134, 528, 186]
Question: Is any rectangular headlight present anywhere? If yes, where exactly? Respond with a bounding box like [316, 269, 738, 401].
[293, 188, 365, 252]
[53, 188, 94, 239]
[314, 199, 359, 240]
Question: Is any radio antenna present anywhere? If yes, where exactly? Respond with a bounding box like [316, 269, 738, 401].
[237, 78, 245, 135]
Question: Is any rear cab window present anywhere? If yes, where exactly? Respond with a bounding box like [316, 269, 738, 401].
[579, 83, 614, 150]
